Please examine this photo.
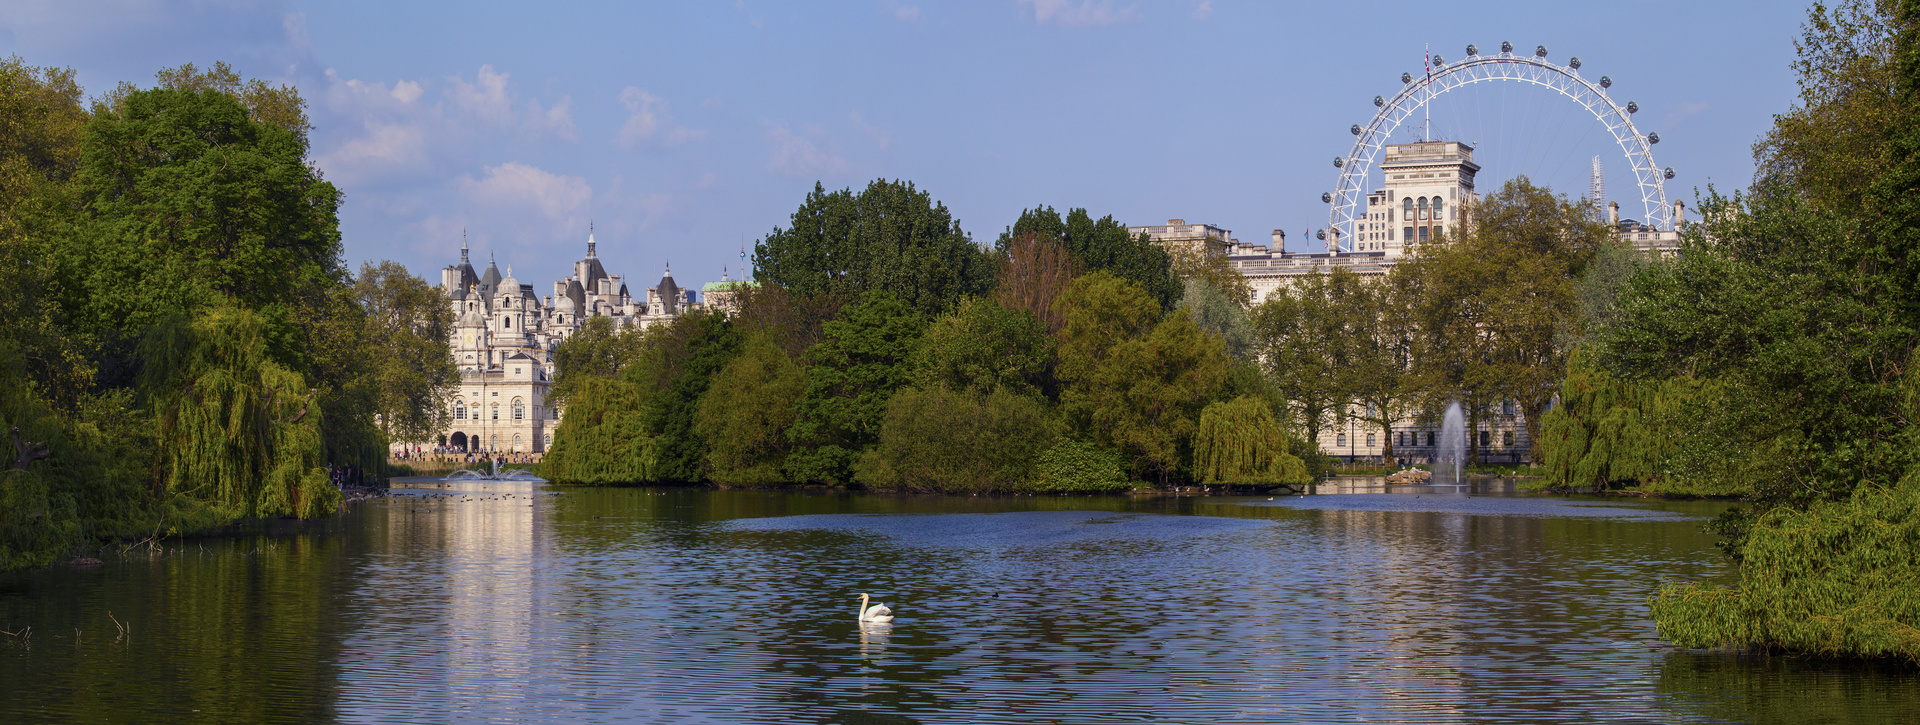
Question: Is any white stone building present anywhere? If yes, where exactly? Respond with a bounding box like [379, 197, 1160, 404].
[1136, 140, 1684, 464]
[422, 233, 716, 454]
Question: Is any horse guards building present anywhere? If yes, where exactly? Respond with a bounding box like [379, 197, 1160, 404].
[417, 140, 1679, 465]
[421, 233, 748, 455]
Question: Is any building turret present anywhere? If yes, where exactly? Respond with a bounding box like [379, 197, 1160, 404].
[655, 264, 680, 315]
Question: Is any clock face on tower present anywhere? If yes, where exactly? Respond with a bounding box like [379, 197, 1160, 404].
[463, 333, 474, 348]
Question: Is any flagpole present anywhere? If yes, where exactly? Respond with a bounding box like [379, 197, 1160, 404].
[1424, 44, 1430, 142]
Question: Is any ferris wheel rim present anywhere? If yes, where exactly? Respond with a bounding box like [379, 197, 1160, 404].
[1326, 51, 1669, 254]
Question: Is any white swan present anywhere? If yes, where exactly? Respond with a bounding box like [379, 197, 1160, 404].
[857, 593, 893, 623]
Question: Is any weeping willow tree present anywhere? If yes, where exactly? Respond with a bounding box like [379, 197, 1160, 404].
[1649, 472, 1920, 661]
[141, 307, 340, 521]
[1192, 396, 1310, 486]
[1535, 352, 1684, 492]
[539, 376, 660, 484]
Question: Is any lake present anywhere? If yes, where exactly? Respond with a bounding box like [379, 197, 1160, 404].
[1, 478, 1914, 723]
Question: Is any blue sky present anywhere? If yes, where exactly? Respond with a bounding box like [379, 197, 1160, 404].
[3, 1, 1810, 293]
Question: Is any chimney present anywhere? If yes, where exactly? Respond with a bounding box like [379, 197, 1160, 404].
[1271, 229, 1285, 251]
[1607, 201, 1620, 227]
[1673, 200, 1685, 229]
[1167, 218, 1185, 226]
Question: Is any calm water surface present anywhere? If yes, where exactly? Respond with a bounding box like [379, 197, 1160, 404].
[2, 477, 1915, 723]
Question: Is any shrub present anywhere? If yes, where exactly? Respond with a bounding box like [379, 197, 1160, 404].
[1027, 439, 1133, 494]
[855, 386, 1056, 493]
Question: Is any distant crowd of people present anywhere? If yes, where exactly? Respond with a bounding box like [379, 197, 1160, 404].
[388, 447, 541, 466]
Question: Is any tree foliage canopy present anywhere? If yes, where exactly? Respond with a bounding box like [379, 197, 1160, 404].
[753, 179, 992, 317]
[999, 205, 1181, 311]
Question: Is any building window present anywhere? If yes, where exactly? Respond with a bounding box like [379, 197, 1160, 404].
[1502, 399, 1515, 415]
[1403, 227, 1414, 242]
[490, 434, 499, 449]
[1432, 197, 1444, 219]
[1419, 226, 1429, 242]
[454, 402, 466, 420]
[1479, 430, 1491, 447]
[1402, 197, 1414, 217]
[1418, 197, 1429, 220]
[512, 398, 525, 421]
[513, 434, 522, 451]
[1434, 225, 1443, 239]
[1366, 433, 1376, 447]
[1336, 434, 1347, 447]
[1427, 431, 1435, 446]
[492, 405, 499, 420]
[1502, 431, 1514, 447]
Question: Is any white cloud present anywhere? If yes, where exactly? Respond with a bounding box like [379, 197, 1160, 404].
[885, 2, 921, 23]
[1663, 102, 1710, 131]
[1021, 0, 1139, 26]
[391, 79, 424, 103]
[458, 162, 592, 222]
[448, 64, 515, 124]
[766, 125, 851, 178]
[313, 70, 439, 185]
[617, 86, 706, 149]
[318, 121, 431, 183]
[528, 96, 579, 142]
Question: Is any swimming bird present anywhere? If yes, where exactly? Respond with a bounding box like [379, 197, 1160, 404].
[857, 593, 893, 623]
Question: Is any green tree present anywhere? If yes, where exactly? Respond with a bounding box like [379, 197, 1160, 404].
[353, 261, 457, 446]
[785, 291, 926, 484]
[1055, 271, 1160, 390]
[753, 179, 992, 316]
[1346, 271, 1417, 463]
[549, 315, 648, 409]
[1395, 178, 1611, 462]
[626, 310, 740, 483]
[999, 206, 1181, 311]
[141, 306, 341, 521]
[913, 297, 1054, 396]
[1192, 396, 1311, 486]
[1167, 245, 1253, 309]
[1250, 269, 1358, 448]
[538, 376, 658, 484]
[0, 58, 91, 412]
[54, 86, 342, 340]
[695, 333, 807, 486]
[1753, 0, 1902, 215]
[1178, 278, 1255, 362]
[1063, 292, 1231, 482]
[855, 386, 1057, 493]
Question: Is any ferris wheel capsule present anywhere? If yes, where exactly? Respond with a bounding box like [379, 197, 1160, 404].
[1466, 44, 1479, 56]
[1333, 157, 1345, 168]
[1350, 124, 1362, 136]
[1626, 101, 1638, 114]
[1316, 229, 1326, 241]
[1322, 192, 1332, 203]
[1568, 57, 1581, 70]
[1664, 167, 1676, 180]
[1402, 71, 1413, 84]
[1374, 95, 1385, 107]
[1648, 132, 1661, 144]
[1535, 45, 1549, 58]
[1432, 54, 1444, 67]
[1501, 41, 1513, 54]
[1599, 75, 1612, 89]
